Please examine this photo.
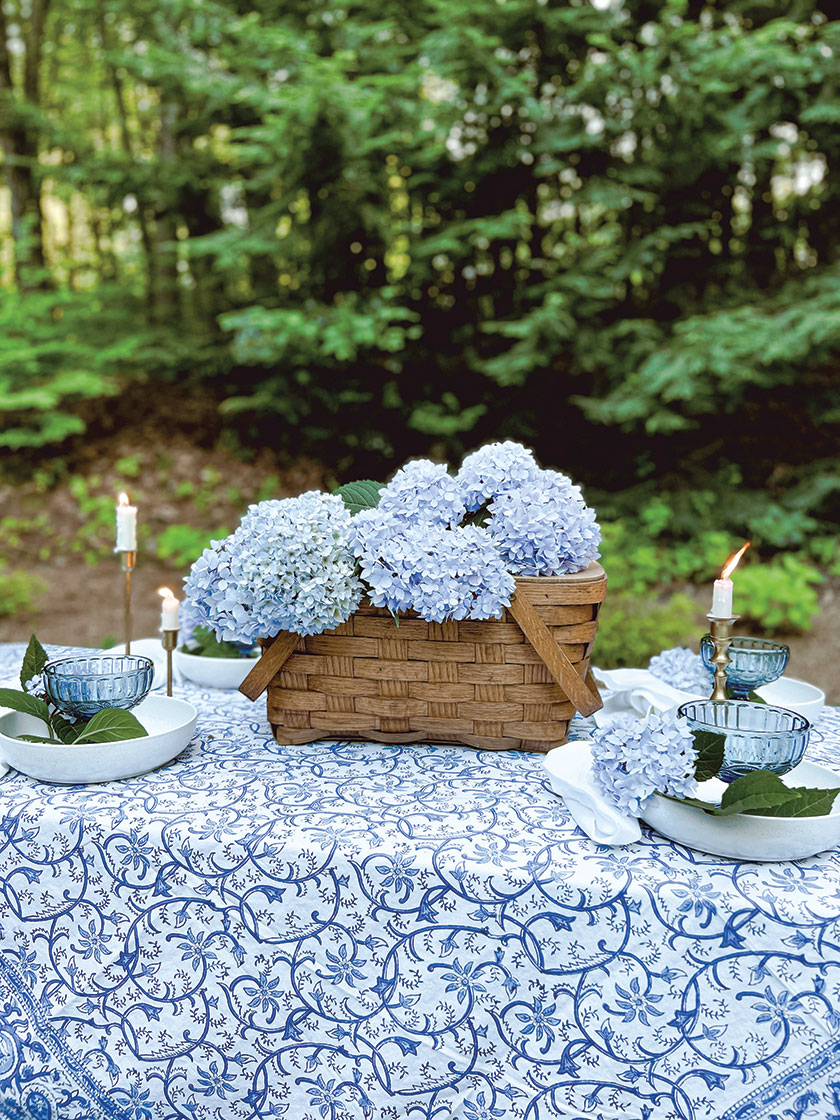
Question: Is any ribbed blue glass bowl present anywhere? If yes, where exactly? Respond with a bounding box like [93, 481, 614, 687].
[700, 635, 789, 698]
[44, 655, 155, 719]
[678, 699, 809, 783]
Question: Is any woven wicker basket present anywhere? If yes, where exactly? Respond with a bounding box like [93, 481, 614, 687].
[240, 562, 606, 753]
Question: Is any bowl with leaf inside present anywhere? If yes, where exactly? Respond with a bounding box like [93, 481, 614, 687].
[0, 637, 196, 784]
[174, 623, 260, 690]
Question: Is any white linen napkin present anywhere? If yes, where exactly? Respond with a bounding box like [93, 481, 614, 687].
[591, 666, 702, 727]
[543, 740, 641, 846]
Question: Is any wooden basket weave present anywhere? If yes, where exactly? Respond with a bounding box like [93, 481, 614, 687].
[240, 562, 606, 753]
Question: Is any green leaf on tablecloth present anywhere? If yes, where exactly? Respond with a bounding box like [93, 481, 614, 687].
[742, 784, 840, 817]
[334, 480, 384, 515]
[691, 729, 725, 782]
[20, 634, 48, 691]
[0, 687, 51, 726]
[72, 708, 148, 744]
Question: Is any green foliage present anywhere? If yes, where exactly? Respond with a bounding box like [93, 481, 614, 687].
[736, 555, 823, 633]
[155, 525, 229, 568]
[676, 770, 840, 819]
[183, 625, 258, 659]
[0, 566, 46, 617]
[334, 480, 384, 516]
[593, 591, 700, 671]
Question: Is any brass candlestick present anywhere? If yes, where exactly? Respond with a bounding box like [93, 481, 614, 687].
[707, 613, 739, 701]
[161, 629, 178, 697]
[120, 550, 137, 655]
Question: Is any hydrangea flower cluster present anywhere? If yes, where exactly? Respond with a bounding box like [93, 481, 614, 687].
[186, 492, 363, 641]
[648, 647, 709, 694]
[377, 459, 465, 528]
[353, 519, 515, 622]
[184, 442, 601, 638]
[487, 470, 601, 576]
[590, 712, 698, 815]
[457, 441, 542, 512]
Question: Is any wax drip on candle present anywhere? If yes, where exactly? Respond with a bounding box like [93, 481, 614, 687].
[158, 587, 180, 630]
[115, 492, 137, 552]
[710, 541, 751, 618]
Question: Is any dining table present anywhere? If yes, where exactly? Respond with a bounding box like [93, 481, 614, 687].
[0, 640, 839, 1120]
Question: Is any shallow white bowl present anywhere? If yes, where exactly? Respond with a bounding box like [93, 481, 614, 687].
[0, 695, 196, 784]
[640, 760, 840, 861]
[174, 649, 257, 690]
[758, 677, 825, 724]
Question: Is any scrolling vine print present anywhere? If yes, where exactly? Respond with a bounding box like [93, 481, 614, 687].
[0, 643, 839, 1119]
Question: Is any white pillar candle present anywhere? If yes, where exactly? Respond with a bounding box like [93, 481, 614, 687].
[709, 541, 751, 618]
[158, 587, 180, 630]
[115, 492, 137, 551]
[710, 578, 733, 618]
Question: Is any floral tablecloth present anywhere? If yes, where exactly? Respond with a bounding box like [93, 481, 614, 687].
[1, 642, 839, 1120]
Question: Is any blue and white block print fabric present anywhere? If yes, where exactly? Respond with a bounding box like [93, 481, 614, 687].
[0, 643, 839, 1119]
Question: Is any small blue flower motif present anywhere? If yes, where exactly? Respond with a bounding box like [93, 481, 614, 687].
[243, 971, 283, 1018]
[176, 929, 218, 972]
[374, 853, 420, 901]
[440, 958, 487, 1004]
[377, 459, 466, 527]
[671, 873, 721, 919]
[307, 1075, 345, 1118]
[464, 1090, 507, 1120]
[487, 469, 601, 576]
[649, 647, 709, 694]
[591, 712, 698, 815]
[514, 997, 563, 1051]
[608, 976, 665, 1026]
[323, 943, 366, 987]
[113, 829, 153, 872]
[190, 1060, 237, 1098]
[72, 920, 112, 964]
[457, 441, 542, 512]
[113, 1083, 153, 1120]
[751, 987, 807, 1037]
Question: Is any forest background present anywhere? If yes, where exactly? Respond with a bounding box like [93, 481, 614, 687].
[1, 0, 839, 697]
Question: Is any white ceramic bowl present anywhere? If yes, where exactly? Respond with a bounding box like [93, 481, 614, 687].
[758, 677, 825, 724]
[640, 760, 840, 861]
[174, 649, 258, 690]
[0, 695, 196, 784]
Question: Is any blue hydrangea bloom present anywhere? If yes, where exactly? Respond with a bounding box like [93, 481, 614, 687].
[590, 713, 698, 815]
[377, 459, 466, 528]
[185, 493, 363, 641]
[487, 469, 601, 576]
[649, 648, 709, 695]
[457, 441, 542, 512]
[353, 519, 515, 623]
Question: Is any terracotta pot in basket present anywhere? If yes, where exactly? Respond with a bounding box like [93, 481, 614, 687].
[240, 561, 607, 753]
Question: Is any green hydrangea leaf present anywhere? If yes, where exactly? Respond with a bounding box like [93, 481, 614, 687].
[742, 784, 840, 818]
[334, 480, 384, 515]
[72, 708, 148, 744]
[691, 729, 725, 782]
[20, 634, 48, 690]
[0, 687, 51, 726]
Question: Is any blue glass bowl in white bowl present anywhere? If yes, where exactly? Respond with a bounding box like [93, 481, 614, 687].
[44, 654, 155, 719]
[678, 698, 809, 783]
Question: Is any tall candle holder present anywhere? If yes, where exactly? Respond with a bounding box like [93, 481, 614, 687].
[120, 550, 137, 655]
[707, 613, 738, 701]
[161, 628, 179, 697]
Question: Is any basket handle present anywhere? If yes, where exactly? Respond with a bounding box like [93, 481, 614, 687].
[239, 631, 301, 701]
[508, 592, 602, 718]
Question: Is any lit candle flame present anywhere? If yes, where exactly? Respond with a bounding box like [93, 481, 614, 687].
[158, 587, 176, 601]
[118, 492, 130, 506]
[721, 541, 751, 580]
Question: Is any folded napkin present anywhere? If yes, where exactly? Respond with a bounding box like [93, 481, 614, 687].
[543, 740, 641, 846]
[591, 666, 702, 728]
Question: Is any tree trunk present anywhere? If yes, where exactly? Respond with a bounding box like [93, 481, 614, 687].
[151, 99, 180, 323]
[0, 0, 51, 289]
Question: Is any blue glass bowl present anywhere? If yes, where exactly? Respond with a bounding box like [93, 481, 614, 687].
[678, 699, 809, 783]
[700, 635, 790, 698]
[44, 655, 154, 719]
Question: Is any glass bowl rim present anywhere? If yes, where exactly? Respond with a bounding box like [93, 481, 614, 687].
[700, 635, 791, 654]
[44, 654, 155, 681]
[678, 698, 809, 733]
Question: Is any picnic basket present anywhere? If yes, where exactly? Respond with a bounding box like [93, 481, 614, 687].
[239, 561, 606, 753]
